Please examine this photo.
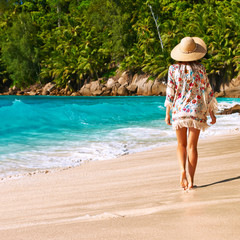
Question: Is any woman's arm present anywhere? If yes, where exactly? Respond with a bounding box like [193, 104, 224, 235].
[164, 65, 175, 126]
[203, 66, 218, 117]
[165, 105, 172, 125]
[209, 109, 216, 125]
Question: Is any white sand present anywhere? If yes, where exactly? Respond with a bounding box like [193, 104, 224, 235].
[0, 133, 240, 240]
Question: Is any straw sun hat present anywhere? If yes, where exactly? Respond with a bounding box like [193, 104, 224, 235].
[170, 37, 207, 62]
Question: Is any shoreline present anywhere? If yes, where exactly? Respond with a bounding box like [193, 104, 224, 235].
[1, 130, 239, 182]
[0, 136, 178, 182]
[0, 95, 239, 182]
[1, 93, 240, 98]
[1, 125, 240, 182]
[0, 133, 240, 239]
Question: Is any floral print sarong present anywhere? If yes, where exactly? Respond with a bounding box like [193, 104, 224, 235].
[165, 63, 218, 131]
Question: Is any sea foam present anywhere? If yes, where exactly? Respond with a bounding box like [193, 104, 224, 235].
[0, 96, 239, 179]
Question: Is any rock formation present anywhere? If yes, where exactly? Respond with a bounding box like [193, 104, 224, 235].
[1, 70, 240, 97]
[215, 75, 240, 98]
[0, 71, 166, 97]
[78, 71, 167, 97]
[218, 104, 240, 115]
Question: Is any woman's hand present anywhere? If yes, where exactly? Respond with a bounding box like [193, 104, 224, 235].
[165, 115, 172, 125]
[210, 115, 216, 125]
[165, 106, 172, 125]
[209, 109, 216, 125]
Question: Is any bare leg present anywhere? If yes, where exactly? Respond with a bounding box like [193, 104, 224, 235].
[176, 127, 188, 189]
[187, 127, 200, 189]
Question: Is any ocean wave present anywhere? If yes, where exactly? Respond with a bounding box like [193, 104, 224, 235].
[0, 123, 177, 178]
[217, 99, 240, 112]
[0, 96, 239, 179]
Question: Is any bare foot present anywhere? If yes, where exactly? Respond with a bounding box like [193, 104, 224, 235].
[188, 184, 197, 190]
[180, 171, 188, 190]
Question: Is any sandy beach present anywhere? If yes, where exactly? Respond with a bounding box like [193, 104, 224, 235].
[0, 133, 240, 240]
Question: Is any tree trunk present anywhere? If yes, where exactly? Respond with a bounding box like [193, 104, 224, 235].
[57, 4, 61, 27]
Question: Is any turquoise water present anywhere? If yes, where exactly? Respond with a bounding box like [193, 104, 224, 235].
[0, 96, 239, 178]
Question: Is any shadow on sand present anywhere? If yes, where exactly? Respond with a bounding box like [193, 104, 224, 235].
[198, 176, 240, 188]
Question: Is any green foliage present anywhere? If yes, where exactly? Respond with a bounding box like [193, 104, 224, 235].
[120, 0, 240, 84]
[1, 13, 40, 88]
[0, 0, 239, 90]
[102, 67, 117, 79]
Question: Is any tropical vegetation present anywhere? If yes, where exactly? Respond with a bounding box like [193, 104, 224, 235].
[0, 0, 239, 91]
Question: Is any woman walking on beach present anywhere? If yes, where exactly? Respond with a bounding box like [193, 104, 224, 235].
[165, 37, 218, 190]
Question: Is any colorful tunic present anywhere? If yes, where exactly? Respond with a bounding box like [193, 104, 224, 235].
[165, 63, 218, 131]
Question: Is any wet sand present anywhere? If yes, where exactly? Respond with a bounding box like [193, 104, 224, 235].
[0, 133, 240, 240]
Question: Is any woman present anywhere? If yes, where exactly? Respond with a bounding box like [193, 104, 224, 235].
[165, 37, 218, 190]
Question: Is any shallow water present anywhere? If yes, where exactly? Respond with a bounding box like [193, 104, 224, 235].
[0, 96, 239, 178]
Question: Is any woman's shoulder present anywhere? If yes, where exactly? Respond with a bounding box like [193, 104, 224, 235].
[193, 62, 207, 75]
[170, 62, 205, 68]
[195, 62, 206, 70]
[169, 64, 180, 71]
[169, 62, 206, 74]
[171, 63, 180, 68]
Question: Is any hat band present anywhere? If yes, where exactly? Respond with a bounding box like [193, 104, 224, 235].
[180, 45, 197, 54]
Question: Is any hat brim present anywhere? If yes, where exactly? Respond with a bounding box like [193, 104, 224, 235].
[170, 37, 207, 62]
